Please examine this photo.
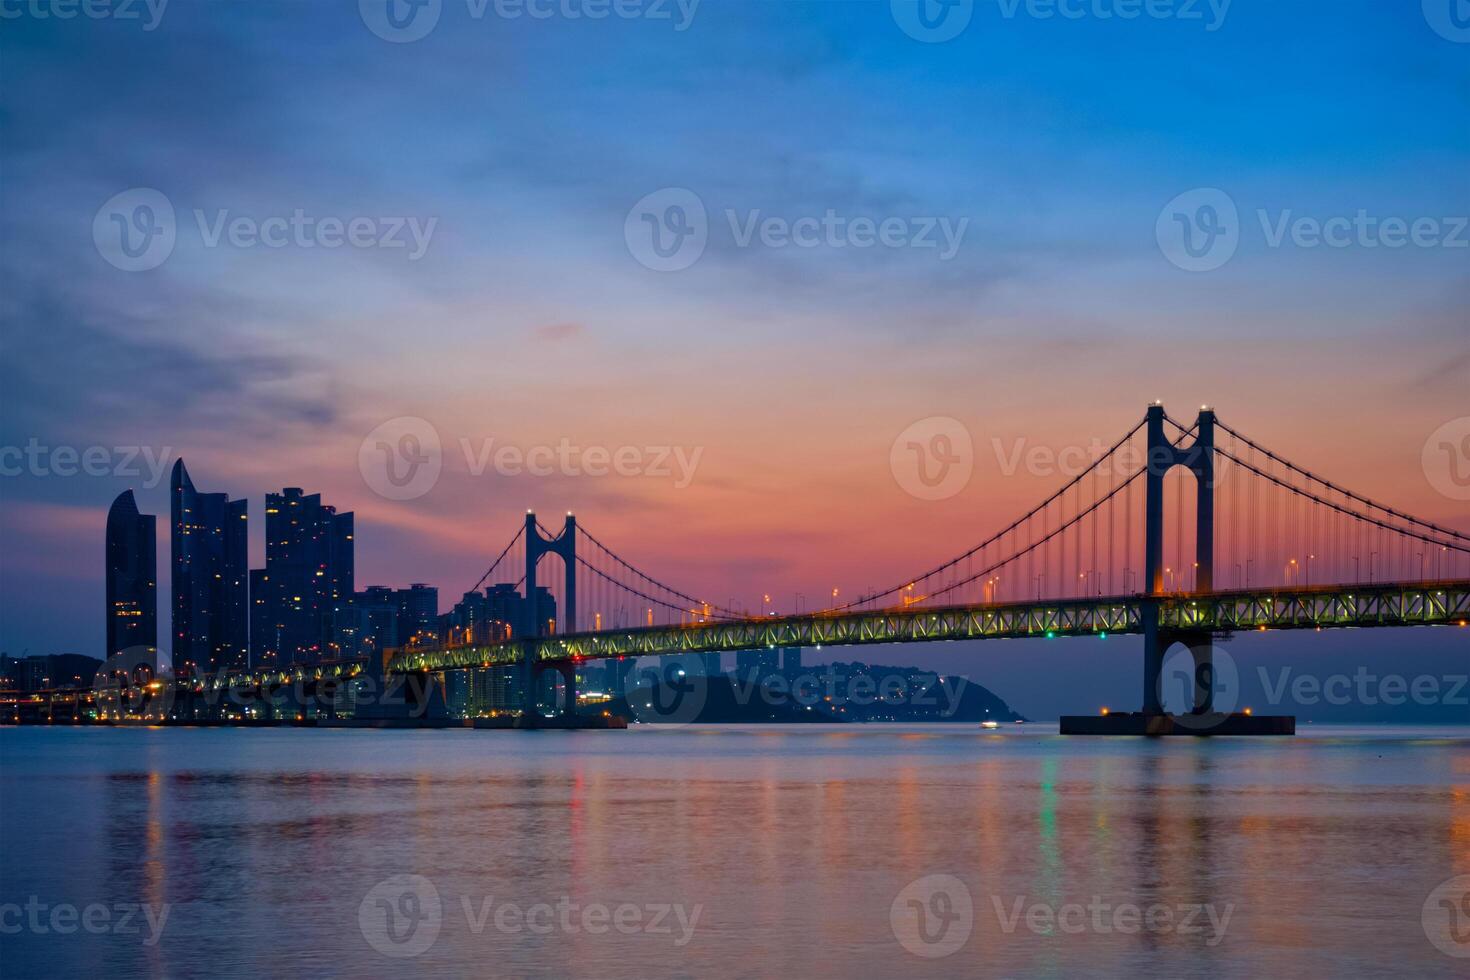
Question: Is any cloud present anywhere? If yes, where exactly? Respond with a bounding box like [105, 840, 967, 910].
[0, 268, 339, 449]
[532, 322, 586, 342]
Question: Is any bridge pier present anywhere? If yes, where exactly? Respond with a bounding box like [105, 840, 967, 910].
[1187, 635, 1215, 714]
[1142, 602, 1165, 715]
[1066, 404, 1291, 736]
[526, 661, 579, 722]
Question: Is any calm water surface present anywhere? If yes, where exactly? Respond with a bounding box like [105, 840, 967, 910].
[2, 724, 1468, 979]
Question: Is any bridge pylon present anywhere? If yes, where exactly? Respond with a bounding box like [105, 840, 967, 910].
[1141, 403, 1216, 716]
[521, 511, 577, 724]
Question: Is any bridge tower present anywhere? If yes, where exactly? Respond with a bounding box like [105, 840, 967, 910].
[1141, 404, 1216, 715]
[521, 511, 578, 723]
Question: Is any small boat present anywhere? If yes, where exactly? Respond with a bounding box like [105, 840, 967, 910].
[980, 720, 1000, 730]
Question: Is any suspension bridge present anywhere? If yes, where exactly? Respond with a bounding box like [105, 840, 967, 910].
[73, 403, 1470, 733]
[377, 403, 1468, 732]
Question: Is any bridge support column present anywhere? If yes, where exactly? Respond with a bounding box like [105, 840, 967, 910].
[1142, 602, 1164, 715]
[525, 662, 578, 723]
[1148, 627, 1216, 715]
[556, 662, 578, 719]
[1188, 636, 1214, 714]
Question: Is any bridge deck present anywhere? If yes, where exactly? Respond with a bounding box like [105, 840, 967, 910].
[388, 581, 1469, 675]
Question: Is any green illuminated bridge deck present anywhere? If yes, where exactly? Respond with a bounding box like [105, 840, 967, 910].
[384, 581, 1470, 676]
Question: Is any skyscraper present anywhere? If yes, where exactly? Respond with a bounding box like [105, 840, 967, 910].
[249, 568, 276, 666]
[170, 460, 248, 677]
[327, 583, 440, 665]
[105, 490, 157, 667]
[253, 488, 354, 665]
[398, 583, 439, 647]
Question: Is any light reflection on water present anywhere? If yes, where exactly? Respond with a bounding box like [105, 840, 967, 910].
[2, 725, 1467, 979]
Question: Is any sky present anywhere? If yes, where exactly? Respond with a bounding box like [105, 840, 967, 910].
[1, 0, 1467, 719]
